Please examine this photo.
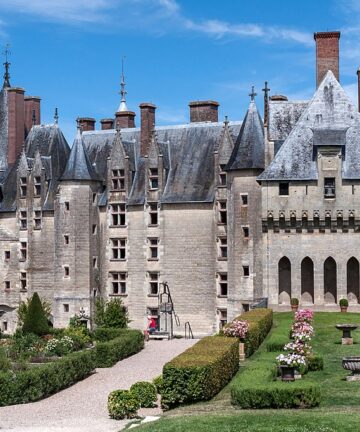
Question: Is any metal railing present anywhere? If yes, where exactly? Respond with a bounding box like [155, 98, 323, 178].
[184, 321, 194, 339]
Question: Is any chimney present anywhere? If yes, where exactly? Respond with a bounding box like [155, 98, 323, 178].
[140, 103, 156, 156]
[100, 118, 114, 130]
[357, 68, 360, 113]
[78, 117, 96, 131]
[189, 100, 219, 123]
[115, 111, 136, 129]
[314, 31, 340, 88]
[24, 96, 41, 137]
[7, 87, 25, 165]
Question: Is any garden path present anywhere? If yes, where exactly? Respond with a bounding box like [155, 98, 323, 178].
[0, 338, 196, 432]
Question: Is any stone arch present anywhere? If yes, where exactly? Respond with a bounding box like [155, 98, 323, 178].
[347, 257, 359, 304]
[324, 257, 337, 304]
[278, 256, 291, 304]
[301, 257, 314, 304]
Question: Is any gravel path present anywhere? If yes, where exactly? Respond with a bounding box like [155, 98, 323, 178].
[0, 339, 196, 432]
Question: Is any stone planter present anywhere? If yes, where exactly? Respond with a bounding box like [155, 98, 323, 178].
[239, 342, 245, 362]
[291, 305, 298, 312]
[336, 324, 358, 345]
[279, 365, 295, 382]
[342, 357, 360, 381]
[340, 306, 348, 313]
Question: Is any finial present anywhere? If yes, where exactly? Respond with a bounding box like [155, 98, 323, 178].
[118, 56, 128, 112]
[262, 81, 271, 127]
[116, 121, 121, 133]
[249, 85, 257, 101]
[76, 117, 82, 133]
[2, 43, 11, 88]
[224, 115, 229, 126]
[54, 107, 59, 124]
[32, 109, 36, 126]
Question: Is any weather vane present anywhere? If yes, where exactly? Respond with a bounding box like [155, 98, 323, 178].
[2, 43, 11, 88]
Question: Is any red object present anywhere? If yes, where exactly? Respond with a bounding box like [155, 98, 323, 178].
[149, 318, 157, 329]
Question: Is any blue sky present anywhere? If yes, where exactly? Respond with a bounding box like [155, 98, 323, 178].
[0, 0, 360, 143]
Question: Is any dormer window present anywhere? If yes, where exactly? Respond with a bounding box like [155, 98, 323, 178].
[219, 164, 226, 186]
[20, 177, 27, 197]
[112, 169, 125, 191]
[149, 168, 159, 190]
[324, 177, 335, 198]
[34, 176, 41, 196]
[279, 182, 289, 196]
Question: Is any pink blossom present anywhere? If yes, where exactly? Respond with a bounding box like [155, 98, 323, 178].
[223, 319, 249, 340]
[295, 309, 314, 323]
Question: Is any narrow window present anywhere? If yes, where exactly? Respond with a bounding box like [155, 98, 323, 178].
[111, 238, 126, 260]
[218, 273, 228, 297]
[2, 321, 7, 331]
[4, 250, 10, 260]
[20, 177, 27, 197]
[241, 194, 248, 205]
[219, 164, 226, 186]
[112, 169, 125, 191]
[20, 242, 27, 260]
[92, 192, 97, 204]
[243, 266, 250, 277]
[243, 227, 249, 238]
[352, 185, 355, 195]
[20, 211, 27, 230]
[64, 266, 70, 277]
[110, 203, 126, 226]
[149, 168, 159, 190]
[20, 272, 27, 290]
[324, 177, 335, 198]
[93, 257, 98, 268]
[148, 238, 159, 260]
[218, 237, 227, 259]
[218, 309, 227, 329]
[92, 224, 97, 235]
[63, 304, 69, 313]
[34, 210, 42, 229]
[34, 176, 41, 196]
[149, 202, 158, 226]
[64, 235, 69, 245]
[65, 201, 70, 211]
[148, 272, 159, 295]
[218, 201, 227, 224]
[4, 281, 10, 290]
[279, 182, 289, 196]
[111, 272, 127, 295]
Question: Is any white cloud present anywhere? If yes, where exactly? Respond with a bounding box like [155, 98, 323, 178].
[343, 83, 358, 105]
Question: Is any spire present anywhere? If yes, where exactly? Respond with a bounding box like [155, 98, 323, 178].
[249, 85, 257, 101]
[118, 56, 128, 112]
[262, 81, 270, 127]
[2, 44, 11, 88]
[54, 107, 59, 125]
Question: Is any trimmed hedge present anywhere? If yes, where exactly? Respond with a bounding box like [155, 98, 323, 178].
[161, 336, 239, 408]
[92, 327, 131, 342]
[231, 363, 321, 409]
[108, 389, 140, 419]
[266, 336, 289, 352]
[0, 349, 95, 406]
[130, 381, 157, 407]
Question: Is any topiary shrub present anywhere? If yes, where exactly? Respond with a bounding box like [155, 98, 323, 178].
[130, 381, 157, 408]
[152, 375, 163, 394]
[307, 354, 324, 371]
[95, 298, 129, 329]
[339, 298, 349, 307]
[291, 298, 299, 306]
[108, 389, 140, 419]
[22, 292, 49, 336]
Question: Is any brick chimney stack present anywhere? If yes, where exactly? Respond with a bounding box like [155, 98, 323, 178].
[115, 111, 136, 129]
[100, 118, 114, 130]
[314, 31, 340, 88]
[78, 117, 96, 131]
[189, 100, 219, 123]
[140, 103, 156, 156]
[7, 87, 25, 165]
[24, 96, 41, 137]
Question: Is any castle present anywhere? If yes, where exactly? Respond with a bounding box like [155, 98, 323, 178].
[1, 31, 360, 336]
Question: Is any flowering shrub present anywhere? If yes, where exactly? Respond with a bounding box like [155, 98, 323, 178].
[284, 341, 311, 356]
[276, 353, 307, 367]
[294, 309, 314, 323]
[291, 321, 314, 339]
[44, 336, 75, 357]
[223, 320, 249, 340]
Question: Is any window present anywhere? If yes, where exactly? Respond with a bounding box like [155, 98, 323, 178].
[148, 202, 158, 226]
[63, 304, 69, 312]
[218, 201, 227, 224]
[149, 168, 159, 190]
[217, 273, 228, 297]
[243, 266, 250, 277]
[110, 203, 126, 226]
[218, 237, 227, 259]
[112, 169, 125, 191]
[64, 266, 70, 277]
[93, 257, 98, 269]
[241, 194, 248, 205]
[65, 201, 70, 211]
[34, 176, 41, 196]
[20, 177, 27, 197]
[4, 251, 10, 260]
[64, 235, 69, 245]
[111, 238, 126, 260]
[20, 211, 27, 230]
[148, 238, 159, 260]
[20, 242, 27, 260]
[324, 177, 335, 198]
[20, 272, 27, 290]
[34, 210, 42, 229]
[219, 164, 226, 186]
[218, 309, 227, 329]
[242, 227, 249, 238]
[2, 322, 7, 332]
[279, 182, 289, 196]
[110, 272, 127, 295]
[92, 193, 97, 204]
[92, 224, 97, 235]
[148, 272, 159, 295]
[4, 281, 10, 290]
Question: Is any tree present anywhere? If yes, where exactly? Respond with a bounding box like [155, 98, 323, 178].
[22, 292, 50, 335]
[18, 297, 51, 327]
[95, 298, 129, 328]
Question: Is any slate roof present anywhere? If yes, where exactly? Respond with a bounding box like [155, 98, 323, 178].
[61, 128, 101, 181]
[258, 71, 360, 182]
[226, 100, 264, 171]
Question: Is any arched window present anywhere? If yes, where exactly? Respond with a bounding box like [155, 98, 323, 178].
[301, 257, 314, 304]
[324, 257, 337, 304]
[347, 257, 359, 304]
[278, 257, 291, 304]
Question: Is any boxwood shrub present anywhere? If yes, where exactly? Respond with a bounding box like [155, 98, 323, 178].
[161, 336, 239, 408]
[130, 381, 157, 407]
[108, 389, 140, 419]
[307, 354, 324, 371]
[231, 364, 321, 409]
[92, 327, 130, 342]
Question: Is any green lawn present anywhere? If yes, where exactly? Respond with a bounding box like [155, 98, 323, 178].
[134, 312, 360, 432]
